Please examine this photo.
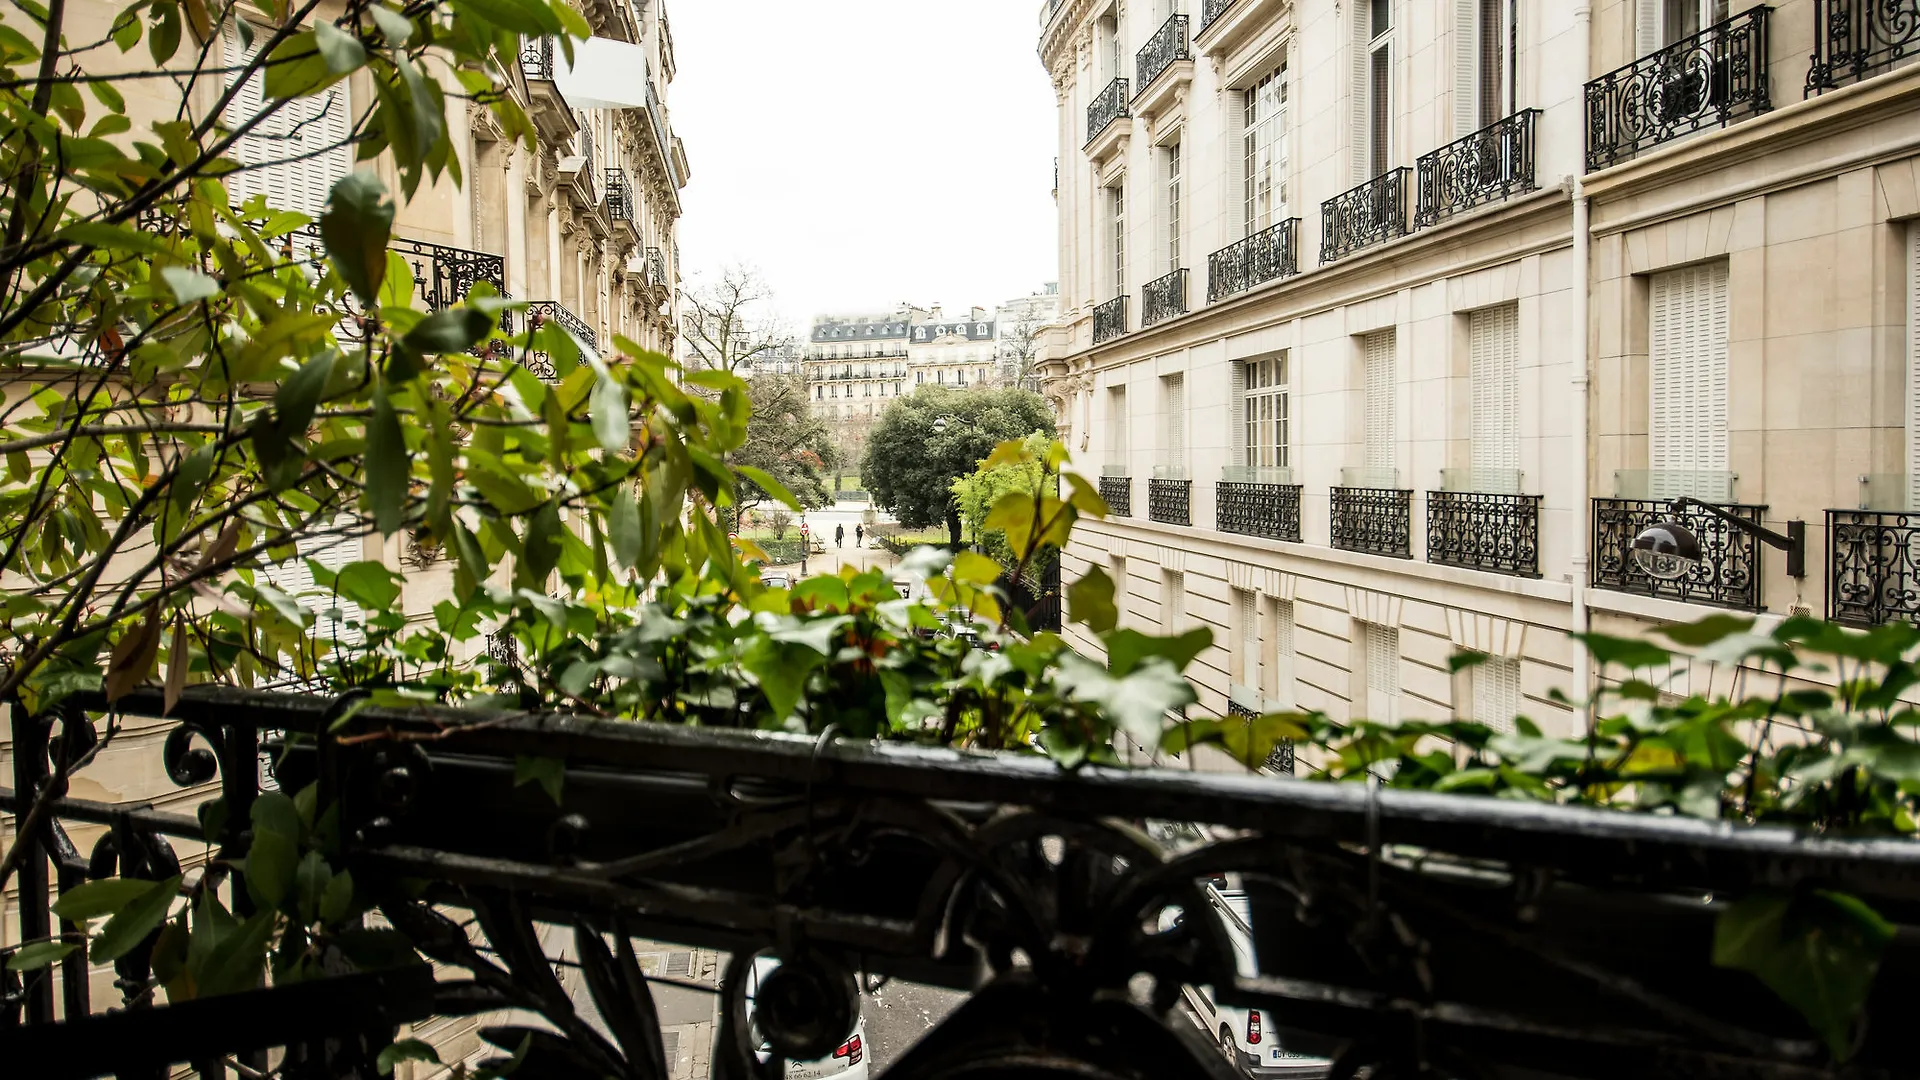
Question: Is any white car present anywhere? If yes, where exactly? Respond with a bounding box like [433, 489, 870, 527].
[1176, 885, 1332, 1078]
[760, 571, 793, 590]
[745, 956, 870, 1080]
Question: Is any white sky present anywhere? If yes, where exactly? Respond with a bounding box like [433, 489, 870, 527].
[668, 0, 1060, 334]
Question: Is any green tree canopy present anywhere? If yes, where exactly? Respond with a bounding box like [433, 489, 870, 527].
[734, 372, 837, 516]
[952, 431, 1052, 571]
[861, 387, 1055, 537]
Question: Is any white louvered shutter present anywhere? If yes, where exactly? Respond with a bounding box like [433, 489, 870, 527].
[262, 528, 366, 650]
[1163, 571, 1185, 633]
[1453, 0, 1479, 137]
[1165, 374, 1185, 460]
[1364, 624, 1400, 723]
[1907, 223, 1920, 509]
[1108, 386, 1128, 460]
[1230, 362, 1247, 468]
[1469, 305, 1521, 491]
[1352, 4, 1372, 184]
[1236, 589, 1258, 686]
[1636, 0, 1662, 56]
[1473, 657, 1523, 733]
[1649, 264, 1730, 499]
[223, 22, 353, 222]
[1273, 599, 1296, 707]
[1364, 331, 1396, 476]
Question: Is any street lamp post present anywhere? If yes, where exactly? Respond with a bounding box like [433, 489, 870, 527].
[931, 413, 978, 548]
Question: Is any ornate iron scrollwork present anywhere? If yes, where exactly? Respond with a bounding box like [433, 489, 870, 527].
[1136, 14, 1189, 91]
[1826, 509, 1920, 627]
[1147, 478, 1191, 525]
[1207, 219, 1299, 303]
[1093, 295, 1128, 344]
[1099, 475, 1132, 518]
[1807, 0, 1920, 95]
[1320, 169, 1410, 263]
[1592, 497, 1766, 610]
[1426, 490, 1543, 577]
[1197, 0, 1240, 36]
[1141, 269, 1188, 328]
[1086, 77, 1130, 145]
[1216, 481, 1302, 542]
[1330, 486, 1413, 558]
[1584, 6, 1772, 171]
[1414, 109, 1540, 228]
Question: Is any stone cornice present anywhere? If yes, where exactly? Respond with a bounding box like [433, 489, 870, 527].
[1039, 0, 1098, 73]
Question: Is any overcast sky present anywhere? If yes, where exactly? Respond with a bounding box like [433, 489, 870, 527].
[668, 0, 1059, 335]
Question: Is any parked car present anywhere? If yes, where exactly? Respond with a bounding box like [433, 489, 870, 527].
[1171, 884, 1333, 1078]
[760, 571, 792, 590]
[745, 956, 869, 1080]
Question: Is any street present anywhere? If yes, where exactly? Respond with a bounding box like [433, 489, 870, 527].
[860, 979, 967, 1067]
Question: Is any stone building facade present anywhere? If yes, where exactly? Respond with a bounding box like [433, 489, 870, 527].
[1037, 0, 1920, 737]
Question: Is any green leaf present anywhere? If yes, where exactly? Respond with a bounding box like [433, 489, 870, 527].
[1105, 627, 1212, 678]
[365, 383, 408, 535]
[608, 485, 642, 570]
[401, 308, 494, 354]
[1657, 614, 1757, 648]
[90, 875, 182, 963]
[379, 1039, 442, 1075]
[320, 172, 394, 307]
[368, 5, 414, 46]
[1055, 653, 1196, 748]
[312, 19, 367, 75]
[590, 375, 631, 451]
[274, 349, 335, 438]
[244, 792, 301, 912]
[1165, 712, 1310, 770]
[1067, 567, 1117, 634]
[951, 551, 1002, 586]
[513, 755, 565, 806]
[1713, 890, 1892, 1060]
[52, 877, 159, 922]
[320, 869, 355, 925]
[7, 940, 78, 972]
[294, 851, 332, 925]
[454, 0, 561, 33]
[522, 501, 563, 584]
[1573, 631, 1673, 671]
[736, 464, 799, 511]
[261, 31, 345, 99]
[197, 797, 228, 845]
[195, 910, 275, 999]
[159, 266, 220, 304]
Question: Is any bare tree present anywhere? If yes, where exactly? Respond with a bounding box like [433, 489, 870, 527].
[681, 264, 795, 376]
[999, 311, 1047, 392]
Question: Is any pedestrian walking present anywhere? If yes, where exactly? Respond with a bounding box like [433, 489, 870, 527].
[835, 524, 845, 548]
[855, 524, 864, 547]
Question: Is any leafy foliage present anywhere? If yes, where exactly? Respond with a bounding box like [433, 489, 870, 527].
[952, 431, 1052, 571]
[860, 387, 1055, 532]
[732, 373, 836, 515]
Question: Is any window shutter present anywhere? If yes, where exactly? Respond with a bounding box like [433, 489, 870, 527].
[1364, 624, 1400, 723]
[1236, 589, 1258, 686]
[1351, 5, 1372, 184]
[1469, 304, 1521, 489]
[1364, 331, 1396, 476]
[262, 527, 366, 651]
[224, 21, 352, 221]
[1473, 657, 1522, 733]
[1453, 0, 1479, 138]
[1650, 264, 1729, 499]
[1636, 0, 1662, 56]
[1273, 599, 1296, 707]
[1908, 224, 1920, 509]
[1165, 374, 1185, 459]
[1230, 361, 1247, 468]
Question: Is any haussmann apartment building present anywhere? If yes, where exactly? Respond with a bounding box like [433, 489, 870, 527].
[1036, 0, 1920, 745]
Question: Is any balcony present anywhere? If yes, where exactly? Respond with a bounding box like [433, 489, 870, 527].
[1427, 486, 1543, 578]
[1134, 15, 1191, 120]
[1320, 168, 1410, 264]
[1592, 497, 1768, 611]
[1807, 0, 1920, 94]
[291, 224, 505, 315]
[1207, 219, 1298, 304]
[1414, 110, 1540, 229]
[1099, 474, 1132, 517]
[1827, 510, 1920, 627]
[604, 168, 634, 222]
[1085, 77, 1130, 153]
[1141, 269, 1188, 327]
[523, 300, 597, 382]
[1331, 477, 1413, 558]
[520, 35, 555, 81]
[1148, 476, 1191, 526]
[1584, 6, 1772, 172]
[1093, 295, 1128, 344]
[1216, 471, 1302, 542]
[1197, 0, 1239, 36]
[1194, 0, 1285, 56]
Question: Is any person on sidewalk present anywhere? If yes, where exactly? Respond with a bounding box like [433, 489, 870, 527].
[835, 524, 844, 548]
[855, 524, 864, 547]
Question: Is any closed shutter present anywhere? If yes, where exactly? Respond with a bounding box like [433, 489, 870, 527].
[1473, 657, 1523, 733]
[1364, 331, 1396, 476]
[1636, 0, 1662, 55]
[1364, 624, 1400, 723]
[1236, 589, 1258, 687]
[262, 528, 366, 649]
[1469, 304, 1521, 490]
[223, 22, 353, 220]
[1108, 385, 1128, 461]
[1230, 361, 1247, 468]
[1273, 599, 1296, 707]
[1369, 45, 1392, 179]
[1164, 374, 1185, 459]
[1453, 0, 1479, 138]
[1907, 224, 1920, 510]
[1649, 264, 1730, 499]
[1351, 4, 1372, 184]
[1163, 571, 1185, 633]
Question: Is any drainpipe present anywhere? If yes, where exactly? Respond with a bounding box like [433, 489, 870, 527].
[1570, 0, 1594, 729]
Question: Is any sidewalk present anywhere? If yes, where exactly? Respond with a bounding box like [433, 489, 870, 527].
[768, 541, 897, 578]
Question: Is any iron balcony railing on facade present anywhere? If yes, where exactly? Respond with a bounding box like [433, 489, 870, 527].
[1093, 294, 1129, 344]
[291, 224, 505, 315]
[1217, 472, 1302, 542]
[521, 300, 597, 381]
[520, 35, 554, 80]
[1227, 696, 1296, 773]
[646, 246, 666, 287]
[1584, 5, 1772, 172]
[1826, 509, 1920, 627]
[1136, 14, 1189, 93]
[1086, 77, 1130, 146]
[1806, 0, 1920, 94]
[1331, 483, 1414, 558]
[1148, 476, 1191, 525]
[1142, 268, 1189, 327]
[1414, 109, 1540, 229]
[1099, 473, 1132, 517]
[604, 167, 634, 221]
[1197, 0, 1240, 36]
[1207, 218, 1299, 303]
[1592, 497, 1768, 611]
[1320, 168, 1411, 264]
[1426, 489, 1544, 578]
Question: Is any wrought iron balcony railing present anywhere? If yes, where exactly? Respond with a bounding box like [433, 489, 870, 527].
[1136, 14, 1189, 91]
[1148, 477, 1191, 525]
[1827, 509, 1920, 627]
[1197, 0, 1240, 36]
[1099, 474, 1132, 517]
[1216, 480, 1302, 541]
[1330, 486, 1413, 558]
[1207, 218, 1299, 303]
[1414, 109, 1540, 228]
[604, 167, 634, 221]
[290, 224, 505, 314]
[1592, 497, 1768, 611]
[520, 35, 554, 80]
[646, 246, 666, 286]
[1093, 294, 1128, 344]
[1086, 77, 1130, 145]
[1426, 490, 1543, 577]
[1142, 268, 1188, 327]
[1807, 0, 1920, 94]
[521, 300, 597, 381]
[1584, 5, 1772, 171]
[1320, 168, 1410, 263]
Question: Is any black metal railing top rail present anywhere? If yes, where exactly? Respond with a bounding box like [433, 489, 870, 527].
[1592, 497, 1768, 611]
[1827, 509, 1920, 627]
[1197, 0, 1241, 36]
[1208, 218, 1300, 303]
[604, 167, 634, 221]
[1142, 268, 1189, 327]
[1147, 477, 1191, 525]
[1414, 109, 1540, 228]
[1426, 490, 1543, 578]
[1099, 473, 1132, 516]
[1330, 485, 1414, 558]
[12, 685, 1920, 1078]
[1321, 168, 1411, 263]
[1137, 14, 1190, 92]
[1807, 0, 1920, 94]
[1093, 294, 1129, 344]
[1217, 481, 1302, 542]
[1584, 5, 1773, 171]
[1087, 76, 1130, 145]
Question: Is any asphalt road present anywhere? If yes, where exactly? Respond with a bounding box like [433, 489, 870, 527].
[861, 979, 966, 1069]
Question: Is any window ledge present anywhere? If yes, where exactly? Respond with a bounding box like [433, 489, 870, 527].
[1133, 60, 1193, 126]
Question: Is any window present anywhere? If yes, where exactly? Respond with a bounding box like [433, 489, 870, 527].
[1107, 385, 1129, 464]
[1234, 588, 1260, 692]
[1354, 1, 1393, 181]
[1236, 354, 1290, 471]
[1363, 331, 1396, 477]
[1162, 374, 1185, 464]
[1109, 182, 1128, 295]
[1908, 224, 1920, 509]
[1164, 141, 1183, 273]
[1241, 64, 1289, 236]
[1638, 0, 1732, 52]
[263, 528, 364, 649]
[1361, 622, 1401, 724]
[1649, 263, 1729, 499]
[1469, 305, 1520, 491]
[1271, 599, 1297, 707]
[1162, 569, 1186, 633]
[1472, 657, 1523, 733]
[223, 22, 354, 220]
[1454, 0, 1510, 135]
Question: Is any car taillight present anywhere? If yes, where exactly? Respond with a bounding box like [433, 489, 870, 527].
[1247, 1010, 1262, 1045]
[834, 1035, 863, 1066]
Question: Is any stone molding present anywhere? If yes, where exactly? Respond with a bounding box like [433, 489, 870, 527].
[1444, 611, 1527, 660]
[1343, 586, 1403, 629]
